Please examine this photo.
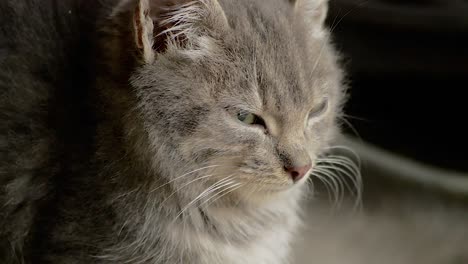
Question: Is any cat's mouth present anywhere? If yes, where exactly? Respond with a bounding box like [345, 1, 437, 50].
[233, 170, 312, 194]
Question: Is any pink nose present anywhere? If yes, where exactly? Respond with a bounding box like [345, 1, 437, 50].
[285, 164, 312, 182]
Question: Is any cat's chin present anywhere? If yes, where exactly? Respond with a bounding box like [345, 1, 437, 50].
[234, 180, 307, 206]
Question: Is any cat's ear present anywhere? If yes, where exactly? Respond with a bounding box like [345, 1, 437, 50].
[133, 0, 155, 63]
[124, 0, 228, 63]
[292, 0, 329, 38]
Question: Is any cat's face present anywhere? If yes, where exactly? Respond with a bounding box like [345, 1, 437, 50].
[111, 0, 343, 201]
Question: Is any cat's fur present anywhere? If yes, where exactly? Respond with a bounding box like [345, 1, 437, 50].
[1, 0, 343, 263]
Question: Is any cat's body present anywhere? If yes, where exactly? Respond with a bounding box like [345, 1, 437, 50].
[0, 1, 101, 262]
[2, 1, 468, 264]
[1, 0, 342, 263]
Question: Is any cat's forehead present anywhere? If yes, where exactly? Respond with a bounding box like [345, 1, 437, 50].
[220, 0, 328, 113]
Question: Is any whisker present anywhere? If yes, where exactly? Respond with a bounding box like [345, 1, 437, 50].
[342, 113, 368, 122]
[172, 176, 237, 222]
[329, 0, 371, 34]
[201, 182, 244, 209]
[316, 156, 363, 211]
[316, 168, 344, 198]
[319, 156, 362, 183]
[305, 175, 316, 200]
[311, 0, 370, 81]
[311, 169, 343, 209]
[323, 146, 361, 167]
[233, 177, 259, 208]
[149, 165, 222, 193]
[309, 172, 334, 205]
[316, 165, 358, 199]
[318, 158, 360, 178]
[159, 173, 218, 207]
[339, 116, 362, 140]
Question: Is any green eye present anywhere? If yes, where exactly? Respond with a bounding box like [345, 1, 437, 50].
[237, 111, 267, 128]
[238, 112, 256, 124]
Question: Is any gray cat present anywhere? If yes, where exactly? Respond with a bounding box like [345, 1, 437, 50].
[1, 0, 344, 263]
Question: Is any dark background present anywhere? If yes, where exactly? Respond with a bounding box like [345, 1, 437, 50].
[327, 0, 468, 173]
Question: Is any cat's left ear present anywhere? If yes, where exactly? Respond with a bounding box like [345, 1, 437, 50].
[133, 0, 156, 63]
[131, 0, 229, 64]
[291, 0, 329, 37]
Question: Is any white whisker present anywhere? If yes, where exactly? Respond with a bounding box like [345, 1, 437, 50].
[172, 175, 237, 222]
[316, 154, 363, 211]
[312, 169, 343, 209]
[201, 182, 244, 209]
[323, 145, 361, 167]
[150, 165, 222, 193]
[159, 173, 217, 207]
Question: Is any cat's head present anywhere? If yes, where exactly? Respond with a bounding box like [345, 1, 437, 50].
[102, 0, 344, 203]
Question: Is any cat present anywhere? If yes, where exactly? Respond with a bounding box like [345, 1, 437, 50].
[0, 0, 346, 263]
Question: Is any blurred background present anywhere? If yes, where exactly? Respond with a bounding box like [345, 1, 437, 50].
[328, 0, 468, 173]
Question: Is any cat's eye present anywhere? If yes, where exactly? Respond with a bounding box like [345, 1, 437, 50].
[237, 111, 266, 128]
[309, 98, 329, 119]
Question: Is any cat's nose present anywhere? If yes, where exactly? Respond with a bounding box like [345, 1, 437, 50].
[285, 164, 312, 182]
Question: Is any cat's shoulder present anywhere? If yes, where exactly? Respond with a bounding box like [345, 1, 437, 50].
[0, 1, 103, 263]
